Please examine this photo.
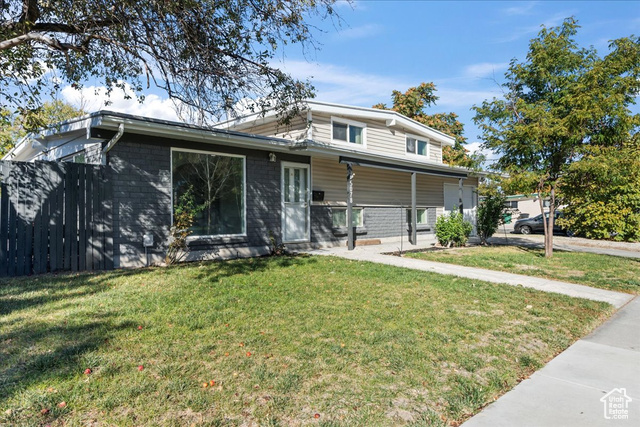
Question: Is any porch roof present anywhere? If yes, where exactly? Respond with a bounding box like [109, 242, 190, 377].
[338, 156, 469, 179]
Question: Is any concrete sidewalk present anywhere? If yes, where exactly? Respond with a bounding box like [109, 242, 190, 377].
[464, 297, 640, 427]
[309, 238, 633, 308]
[307, 237, 639, 426]
[488, 234, 640, 259]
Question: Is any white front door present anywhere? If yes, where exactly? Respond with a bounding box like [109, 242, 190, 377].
[282, 163, 310, 242]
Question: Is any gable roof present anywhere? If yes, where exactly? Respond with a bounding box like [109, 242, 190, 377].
[3, 110, 481, 179]
[214, 100, 457, 147]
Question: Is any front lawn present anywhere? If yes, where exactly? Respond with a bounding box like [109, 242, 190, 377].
[1, 256, 611, 426]
[406, 246, 640, 294]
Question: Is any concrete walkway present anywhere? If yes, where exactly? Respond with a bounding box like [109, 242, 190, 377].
[307, 237, 639, 426]
[309, 238, 633, 308]
[488, 232, 640, 259]
[464, 296, 640, 427]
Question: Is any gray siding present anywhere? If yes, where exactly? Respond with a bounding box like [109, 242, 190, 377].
[108, 134, 309, 267]
[309, 206, 435, 246]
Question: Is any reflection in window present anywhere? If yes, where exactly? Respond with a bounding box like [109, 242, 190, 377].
[172, 150, 245, 236]
[332, 121, 364, 145]
[332, 208, 364, 227]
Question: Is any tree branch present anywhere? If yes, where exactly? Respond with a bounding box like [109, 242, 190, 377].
[0, 32, 87, 52]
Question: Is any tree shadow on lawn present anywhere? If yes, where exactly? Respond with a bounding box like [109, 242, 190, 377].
[0, 313, 136, 404]
[0, 268, 159, 317]
[185, 254, 319, 282]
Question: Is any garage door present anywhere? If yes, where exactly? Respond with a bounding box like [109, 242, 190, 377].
[444, 183, 477, 233]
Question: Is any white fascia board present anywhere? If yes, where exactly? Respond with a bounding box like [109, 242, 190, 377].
[301, 140, 474, 175]
[96, 114, 295, 153]
[213, 100, 457, 147]
[305, 101, 456, 146]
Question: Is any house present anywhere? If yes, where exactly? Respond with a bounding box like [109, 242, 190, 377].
[4, 101, 481, 268]
[504, 193, 554, 220]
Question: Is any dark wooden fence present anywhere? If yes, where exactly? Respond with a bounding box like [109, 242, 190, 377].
[0, 161, 113, 277]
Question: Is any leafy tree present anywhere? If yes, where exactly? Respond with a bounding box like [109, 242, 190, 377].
[473, 18, 640, 257]
[0, 0, 340, 129]
[558, 141, 640, 241]
[1, 99, 84, 156]
[373, 83, 483, 169]
[476, 192, 507, 245]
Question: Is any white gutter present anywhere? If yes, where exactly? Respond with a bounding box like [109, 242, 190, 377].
[101, 123, 124, 164]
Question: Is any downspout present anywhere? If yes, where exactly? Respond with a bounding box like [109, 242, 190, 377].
[101, 123, 125, 165]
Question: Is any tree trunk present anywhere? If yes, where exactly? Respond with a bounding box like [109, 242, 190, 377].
[538, 183, 555, 258]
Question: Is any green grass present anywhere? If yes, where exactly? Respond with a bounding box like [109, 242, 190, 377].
[0, 256, 612, 426]
[406, 246, 640, 294]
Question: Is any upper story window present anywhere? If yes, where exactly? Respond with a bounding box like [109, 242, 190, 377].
[332, 117, 366, 146]
[406, 135, 429, 157]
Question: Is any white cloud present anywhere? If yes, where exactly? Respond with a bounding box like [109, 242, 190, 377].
[279, 60, 410, 106]
[333, 0, 364, 11]
[493, 13, 568, 43]
[435, 88, 501, 109]
[466, 140, 500, 166]
[463, 62, 509, 79]
[61, 83, 180, 121]
[332, 23, 382, 40]
[502, 2, 538, 16]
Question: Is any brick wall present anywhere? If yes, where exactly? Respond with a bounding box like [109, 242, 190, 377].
[309, 205, 436, 246]
[107, 134, 309, 267]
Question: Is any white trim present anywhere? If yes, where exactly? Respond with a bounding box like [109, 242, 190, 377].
[405, 133, 431, 159]
[331, 206, 364, 228]
[306, 110, 313, 140]
[170, 147, 247, 239]
[215, 100, 456, 146]
[405, 207, 430, 225]
[330, 116, 367, 149]
[281, 161, 311, 243]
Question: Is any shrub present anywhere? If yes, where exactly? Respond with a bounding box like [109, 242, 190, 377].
[477, 193, 507, 245]
[435, 209, 473, 247]
[166, 186, 202, 265]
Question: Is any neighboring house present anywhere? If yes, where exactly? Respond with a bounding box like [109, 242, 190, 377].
[504, 193, 552, 220]
[4, 102, 481, 268]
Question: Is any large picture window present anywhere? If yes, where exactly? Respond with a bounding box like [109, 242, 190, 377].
[172, 149, 245, 236]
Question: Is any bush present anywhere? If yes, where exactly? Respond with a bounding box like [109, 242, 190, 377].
[166, 186, 202, 265]
[477, 193, 506, 245]
[435, 209, 473, 247]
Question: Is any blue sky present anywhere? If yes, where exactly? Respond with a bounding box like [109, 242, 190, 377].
[62, 1, 640, 163]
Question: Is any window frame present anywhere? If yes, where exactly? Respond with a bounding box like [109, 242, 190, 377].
[332, 207, 364, 228]
[331, 117, 367, 148]
[170, 147, 247, 239]
[405, 133, 430, 158]
[61, 152, 86, 163]
[406, 207, 429, 226]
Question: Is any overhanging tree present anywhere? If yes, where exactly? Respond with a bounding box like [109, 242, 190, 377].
[473, 18, 640, 257]
[1, 0, 340, 128]
[373, 83, 484, 169]
[1, 99, 84, 155]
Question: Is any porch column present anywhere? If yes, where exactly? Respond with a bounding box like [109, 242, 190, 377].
[410, 172, 417, 245]
[347, 163, 355, 250]
[458, 178, 464, 214]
